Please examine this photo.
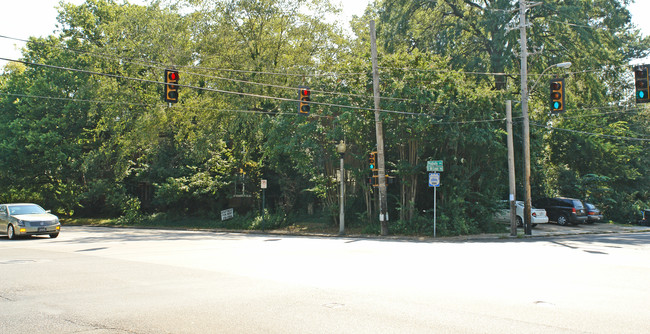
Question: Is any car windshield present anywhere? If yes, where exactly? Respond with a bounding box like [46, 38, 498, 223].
[9, 204, 46, 215]
[572, 200, 584, 209]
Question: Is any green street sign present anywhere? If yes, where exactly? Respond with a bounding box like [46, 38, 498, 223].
[427, 160, 443, 172]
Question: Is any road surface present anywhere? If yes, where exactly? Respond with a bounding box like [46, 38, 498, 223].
[2, 226, 650, 333]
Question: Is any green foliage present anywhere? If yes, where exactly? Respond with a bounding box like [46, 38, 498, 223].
[0, 0, 648, 234]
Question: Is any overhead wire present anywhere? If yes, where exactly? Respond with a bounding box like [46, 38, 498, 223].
[1, 56, 419, 115]
[2, 53, 647, 129]
[0, 34, 414, 103]
[1, 38, 647, 131]
[0, 92, 334, 118]
[0, 56, 442, 117]
[531, 122, 650, 142]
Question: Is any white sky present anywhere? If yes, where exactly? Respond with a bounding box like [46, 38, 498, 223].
[0, 0, 649, 67]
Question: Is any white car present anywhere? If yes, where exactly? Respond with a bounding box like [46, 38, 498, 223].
[494, 201, 549, 227]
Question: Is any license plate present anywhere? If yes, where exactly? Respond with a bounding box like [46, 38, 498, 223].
[38, 227, 46, 232]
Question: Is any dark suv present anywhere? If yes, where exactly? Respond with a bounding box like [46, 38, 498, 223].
[533, 197, 588, 226]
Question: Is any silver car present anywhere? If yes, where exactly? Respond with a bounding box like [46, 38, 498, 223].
[0, 203, 60, 239]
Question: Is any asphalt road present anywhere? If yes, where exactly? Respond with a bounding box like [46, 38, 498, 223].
[2, 226, 650, 333]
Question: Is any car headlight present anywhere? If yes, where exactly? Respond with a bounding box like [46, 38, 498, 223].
[16, 219, 25, 227]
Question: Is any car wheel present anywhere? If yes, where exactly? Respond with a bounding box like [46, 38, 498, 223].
[7, 224, 17, 240]
[49, 232, 59, 238]
[557, 215, 569, 226]
[516, 216, 523, 227]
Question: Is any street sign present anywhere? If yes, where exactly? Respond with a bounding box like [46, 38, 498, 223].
[427, 160, 443, 172]
[261, 179, 267, 189]
[428, 173, 441, 187]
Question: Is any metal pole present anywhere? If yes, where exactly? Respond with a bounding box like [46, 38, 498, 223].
[370, 20, 389, 235]
[434, 186, 437, 238]
[519, 0, 533, 236]
[339, 154, 345, 235]
[506, 100, 517, 236]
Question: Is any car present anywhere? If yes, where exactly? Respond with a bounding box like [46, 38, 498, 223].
[584, 202, 604, 224]
[533, 197, 588, 226]
[0, 203, 60, 239]
[637, 209, 650, 226]
[494, 200, 549, 227]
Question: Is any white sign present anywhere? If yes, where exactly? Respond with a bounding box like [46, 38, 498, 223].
[221, 208, 234, 221]
[428, 173, 441, 187]
[261, 179, 267, 189]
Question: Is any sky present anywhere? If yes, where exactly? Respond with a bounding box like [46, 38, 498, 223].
[0, 0, 649, 67]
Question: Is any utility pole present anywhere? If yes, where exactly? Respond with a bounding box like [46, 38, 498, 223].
[519, 0, 533, 236]
[506, 100, 517, 237]
[370, 20, 389, 236]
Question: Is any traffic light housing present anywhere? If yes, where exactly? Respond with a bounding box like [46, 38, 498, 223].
[164, 69, 179, 103]
[298, 86, 310, 114]
[368, 174, 394, 187]
[550, 78, 565, 113]
[369, 151, 377, 171]
[635, 65, 649, 104]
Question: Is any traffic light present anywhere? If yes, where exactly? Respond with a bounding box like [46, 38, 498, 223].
[298, 86, 310, 114]
[164, 69, 179, 103]
[368, 174, 394, 187]
[635, 65, 649, 104]
[550, 78, 565, 113]
[369, 151, 377, 171]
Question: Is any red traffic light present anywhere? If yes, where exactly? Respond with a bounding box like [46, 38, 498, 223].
[298, 86, 311, 114]
[164, 69, 180, 103]
[167, 71, 179, 81]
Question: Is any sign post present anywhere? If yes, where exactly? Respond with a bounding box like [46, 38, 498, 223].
[428, 172, 441, 238]
[261, 179, 267, 231]
[427, 161, 443, 238]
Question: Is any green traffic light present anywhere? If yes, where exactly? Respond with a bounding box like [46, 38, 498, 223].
[639, 91, 647, 99]
[553, 102, 561, 109]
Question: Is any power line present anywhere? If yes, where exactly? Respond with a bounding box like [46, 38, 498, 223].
[0, 91, 150, 107]
[0, 34, 414, 103]
[0, 90, 519, 126]
[553, 105, 647, 119]
[547, 19, 594, 29]
[531, 122, 650, 142]
[0, 34, 366, 78]
[0, 92, 335, 118]
[2, 56, 422, 115]
[3, 56, 645, 127]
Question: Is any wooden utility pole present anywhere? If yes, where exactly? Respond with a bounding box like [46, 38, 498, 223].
[506, 100, 517, 237]
[519, 0, 533, 236]
[370, 20, 389, 235]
